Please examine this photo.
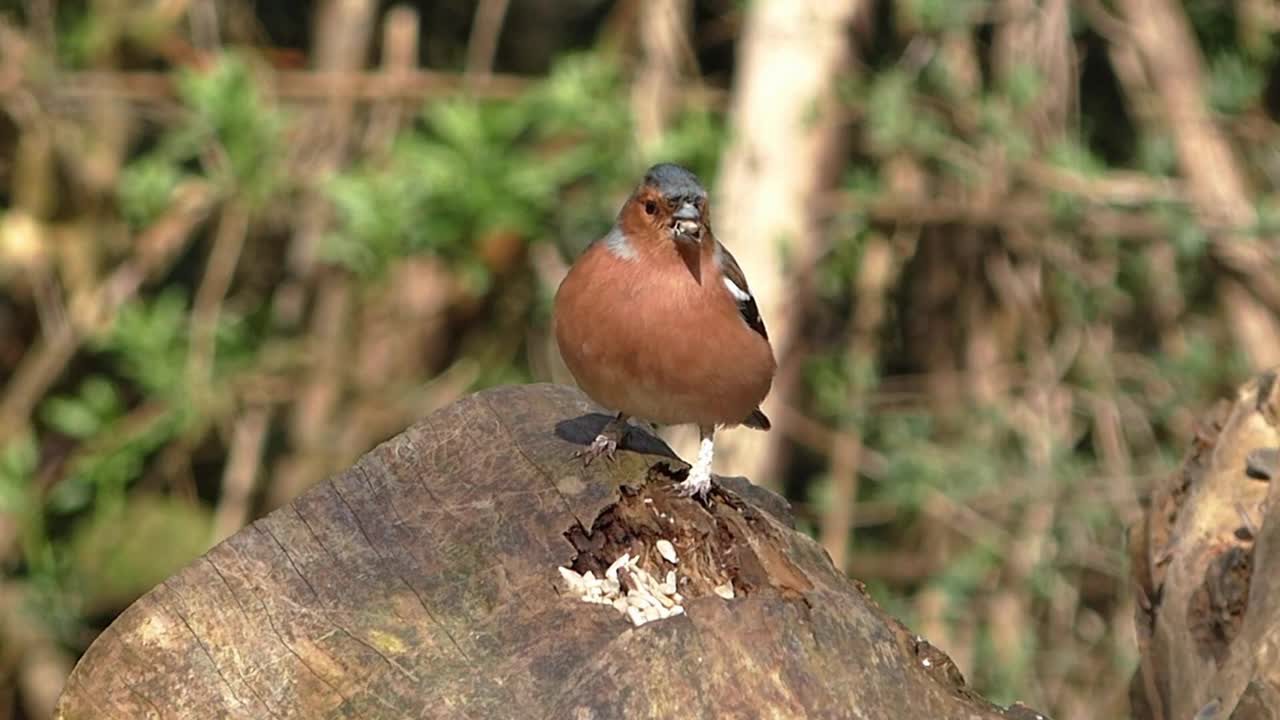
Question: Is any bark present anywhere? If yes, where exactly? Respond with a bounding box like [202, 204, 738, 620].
[710, 0, 863, 489]
[55, 384, 1041, 719]
[1130, 368, 1280, 720]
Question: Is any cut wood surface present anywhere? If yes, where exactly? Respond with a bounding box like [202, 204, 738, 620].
[1130, 368, 1280, 720]
[56, 384, 1042, 719]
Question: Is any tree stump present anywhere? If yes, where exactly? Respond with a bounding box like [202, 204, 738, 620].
[1130, 368, 1280, 720]
[56, 384, 1039, 719]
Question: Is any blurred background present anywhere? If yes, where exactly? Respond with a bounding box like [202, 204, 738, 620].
[2, 0, 1279, 717]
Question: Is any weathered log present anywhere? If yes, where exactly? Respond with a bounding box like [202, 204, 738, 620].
[1130, 368, 1280, 720]
[56, 383, 1039, 719]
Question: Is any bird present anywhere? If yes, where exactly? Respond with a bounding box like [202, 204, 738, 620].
[553, 163, 776, 499]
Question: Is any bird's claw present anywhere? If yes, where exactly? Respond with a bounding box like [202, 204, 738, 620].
[573, 432, 619, 467]
[674, 470, 713, 502]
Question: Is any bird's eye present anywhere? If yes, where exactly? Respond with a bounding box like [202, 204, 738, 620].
[644, 200, 657, 215]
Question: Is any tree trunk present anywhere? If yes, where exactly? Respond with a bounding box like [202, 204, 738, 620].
[55, 384, 1040, 719]
[1130, 367, 1280, 720]
[710, 0, 863, 490]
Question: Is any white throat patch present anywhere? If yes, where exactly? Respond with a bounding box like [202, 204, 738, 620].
[603, 226, 637, 260]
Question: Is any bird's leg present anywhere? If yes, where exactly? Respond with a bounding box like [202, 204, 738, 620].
[675, 425, 716, 500]
[573, 412, 629, 466]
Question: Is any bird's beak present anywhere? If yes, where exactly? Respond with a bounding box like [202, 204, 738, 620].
[672, 202, 701, 241]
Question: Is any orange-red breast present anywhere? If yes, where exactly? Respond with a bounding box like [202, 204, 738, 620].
[553, 163, 775, 498]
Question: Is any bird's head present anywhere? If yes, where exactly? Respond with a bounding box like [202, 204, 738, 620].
[620, 163, 710, 247]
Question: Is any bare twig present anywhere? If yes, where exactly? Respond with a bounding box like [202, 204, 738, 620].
[187, 197, 250, 406]
[630, 0, 690, 150]
[363, 5, 420, 154]
[0, 183, 214, 446]
[465, 0, 511, 87]
[820, 233, 900, 570]
[211, 405, 270, 542]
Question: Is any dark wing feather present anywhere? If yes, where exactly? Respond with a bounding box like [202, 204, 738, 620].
[714, 241, 769, 340]
[743, 408, 771, 430]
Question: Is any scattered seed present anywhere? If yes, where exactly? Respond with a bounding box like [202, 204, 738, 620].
[627, 606, 645, 626]
[560, 550, 688, 626]
[605, 554, 630, 581]
[713, 582, 735, 600]
[656, 539, 679, 564]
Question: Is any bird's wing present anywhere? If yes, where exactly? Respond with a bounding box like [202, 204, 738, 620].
[714, 240, 769, 341]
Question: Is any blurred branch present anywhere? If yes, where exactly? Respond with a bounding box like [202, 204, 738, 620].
[0, 583, 72, 720]
[362, 6, 419, 154]
[465, 0, 511, 88]
[631, 0, 690, 150]
[0, 183, 214, 445]
[19, 69, 728, 109]
[187, 197, 249, 405]
[211, 405, 269, 542]
[285, 0, 375, 281]
[1119, 0, 1280, 369]
[712, 0, 864, 488]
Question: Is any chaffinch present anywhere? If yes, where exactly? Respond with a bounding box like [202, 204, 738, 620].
[554, 163, 776, 499]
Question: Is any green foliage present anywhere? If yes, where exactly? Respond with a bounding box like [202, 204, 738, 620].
[175, 55, 288, 201]
[325, 53, 725, 279]
[905, 0, 985, 32]
[68, 495, 213, 613]
[118, 54, 287, 225]
[866, 70, 947, 155]
[1207, 52, 1265, 115]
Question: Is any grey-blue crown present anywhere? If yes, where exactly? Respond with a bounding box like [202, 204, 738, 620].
[643, 163, 707, 200]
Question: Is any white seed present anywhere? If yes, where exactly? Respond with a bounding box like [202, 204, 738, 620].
[636, 573, 662, 596]
[559, 567, 583, 585]
[656, 539, 678, 564]
[605, 554, 630, 581]
[643, 605, 663, 622]
[663, 571, 677, 595]
[627, 606, 646, 626]
[613, 597, 629, 612]
[713, 582, 735, 600]
[669, 605, 684, 616]
[583, 571, 596, 584]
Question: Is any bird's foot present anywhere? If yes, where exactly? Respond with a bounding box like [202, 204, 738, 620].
[572, 419, 627, 467]
[674, 463, 713, 501]
[573, 433, 617, 466]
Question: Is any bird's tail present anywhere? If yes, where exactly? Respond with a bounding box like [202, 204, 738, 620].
[742, 408, 771, 430]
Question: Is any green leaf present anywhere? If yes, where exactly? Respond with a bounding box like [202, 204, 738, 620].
[40, 396, 103, 438]
[118, 154, 186, 227]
